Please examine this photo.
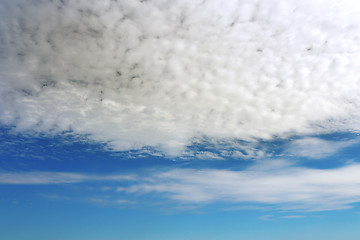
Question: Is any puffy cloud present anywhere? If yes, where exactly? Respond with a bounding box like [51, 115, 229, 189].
[1, 0, 360, 155]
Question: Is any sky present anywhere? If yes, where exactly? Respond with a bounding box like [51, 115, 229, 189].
[0, 0, 360, 239]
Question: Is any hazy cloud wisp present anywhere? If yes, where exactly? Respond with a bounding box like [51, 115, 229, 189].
[124, 163, 360, 211]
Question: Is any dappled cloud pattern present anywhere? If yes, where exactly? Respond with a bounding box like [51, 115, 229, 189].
[1, 0, 360, 155]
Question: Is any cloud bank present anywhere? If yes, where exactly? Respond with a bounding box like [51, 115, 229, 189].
[1, 0, 360, 154]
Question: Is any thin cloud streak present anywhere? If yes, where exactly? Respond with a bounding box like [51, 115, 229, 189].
[124, 163, 360, 211]
[0, 171, 134, 184]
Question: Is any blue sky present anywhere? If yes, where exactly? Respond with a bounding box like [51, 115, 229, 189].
[1, 0, 360, 239]
[1, 127, 360, 240]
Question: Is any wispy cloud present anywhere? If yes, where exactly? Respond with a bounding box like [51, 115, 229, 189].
[285, 137, 359, 159]
[196, 151, 224, 160]
[259, 215, 274, 221]
[2, 162, 360, 212]
[89, 197, 135, 205]
[124, 163, 360, 211]
[0, 171, 134, 184]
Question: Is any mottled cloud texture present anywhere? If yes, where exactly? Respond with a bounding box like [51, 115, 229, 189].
[1, 0, 360, 154]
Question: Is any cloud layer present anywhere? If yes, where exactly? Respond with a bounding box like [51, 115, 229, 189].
[1, 0, 360, 154]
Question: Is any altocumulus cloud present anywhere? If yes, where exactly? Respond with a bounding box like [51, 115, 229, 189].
[1, 0, 360, 155]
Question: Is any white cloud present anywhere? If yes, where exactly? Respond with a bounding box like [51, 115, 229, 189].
[196, 151, 224, 160]
[89, 197, 134, 205]
[285, 137, 359, 159]
[1, 0, 360, 155]
[125, 163, 360, 211]
[3, 162, 360, 212]
[0, 171, 134, 184]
